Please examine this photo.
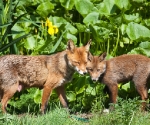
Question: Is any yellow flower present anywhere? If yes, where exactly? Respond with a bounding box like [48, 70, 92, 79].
[45, 18, 50, 26]
[53, 25, 59, 34]
[48, 27, 54, 35]
[45, 18, 59, 35]
[48, 21, 52, 27]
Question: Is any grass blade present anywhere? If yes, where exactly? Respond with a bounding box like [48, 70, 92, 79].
[0, 33, 29, 52]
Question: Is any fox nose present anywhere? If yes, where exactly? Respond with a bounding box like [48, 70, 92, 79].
[93, 79, 97, 82]
[79, 71, 87, 75]
[92, 78, 98, 82]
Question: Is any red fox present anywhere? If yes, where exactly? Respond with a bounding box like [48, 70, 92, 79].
[0, 39, 91, 114]
[87, 52, 150, 111]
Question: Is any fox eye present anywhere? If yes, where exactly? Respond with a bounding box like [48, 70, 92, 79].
[97, 69, 100, 72]
[73, 61, 80, 65]
[87, 67, 93, 71]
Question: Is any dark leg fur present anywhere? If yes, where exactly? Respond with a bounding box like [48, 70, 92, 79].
[107, 84, 118, 111]
[136, 85, 148, 111]
[40, 86, 52, 114]
[55, 86, 68, 108]
[1, 84, 18, 113]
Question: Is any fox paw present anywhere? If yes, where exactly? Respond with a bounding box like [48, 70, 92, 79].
[103, 109, 109, 114]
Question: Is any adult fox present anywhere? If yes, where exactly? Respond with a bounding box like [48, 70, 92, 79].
[0, 39, 91, 114]
[87, 52, 150, 111]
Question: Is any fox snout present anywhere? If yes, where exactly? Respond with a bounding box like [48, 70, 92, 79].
[89, 72, 100, 82]
[76, 67, 87, 75]
[91, 77, 99, 82]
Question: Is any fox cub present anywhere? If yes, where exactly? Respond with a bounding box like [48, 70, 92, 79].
[87, 52, 150, 111]
[0, 39, 91, 114]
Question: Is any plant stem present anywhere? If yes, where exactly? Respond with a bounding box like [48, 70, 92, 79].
[128, 111, 135, 125]
[107, 38, 110, 54]
[113, 28, 120, 56]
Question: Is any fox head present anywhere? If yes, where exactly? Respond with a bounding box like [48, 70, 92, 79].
[86, 52, 107, 81]
[66, 39, 91, 75]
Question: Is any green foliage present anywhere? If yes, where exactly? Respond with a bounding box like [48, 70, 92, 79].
[0, 108, 84, 125]
[8, 88, 40, 114]
[1, 98, 150, 125]
[0, 0, 29, 54]
[1, 0, 150, 114]
[91, 97, 150, 125]
[65, 75, 105, 112]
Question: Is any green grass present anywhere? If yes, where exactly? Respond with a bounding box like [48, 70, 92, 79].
[0, 108, 85, 125]
[1, 98, 150, 125]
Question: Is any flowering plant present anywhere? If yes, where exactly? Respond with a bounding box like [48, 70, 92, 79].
[45, 18, 58, 36]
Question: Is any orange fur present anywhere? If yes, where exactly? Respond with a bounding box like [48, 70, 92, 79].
[0, 39, 91, 114]
[87, 52, 150, 111]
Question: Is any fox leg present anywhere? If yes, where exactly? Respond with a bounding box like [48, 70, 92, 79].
[107, 83, 118, 111]
[40, 86, 52, 114]
[1, 83, 18, 113]
[0, 90, 3, 101]
[135, 85, 148, 111]
[55, 85, 68, 108]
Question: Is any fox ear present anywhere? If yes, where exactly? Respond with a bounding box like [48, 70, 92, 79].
[84, 39, 92, 52]
[88, 52, 93, 62]
[99, 52, 107, 61]
[67, 39, 75, 52]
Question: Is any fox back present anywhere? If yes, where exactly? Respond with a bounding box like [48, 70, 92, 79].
[87, 53, 150, 111]
[0, 39, 91, 114]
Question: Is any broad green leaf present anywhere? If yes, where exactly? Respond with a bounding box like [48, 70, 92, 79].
[67, 92, 76, 102]
[60, 0, 75, 10]
[83, 12, 99, 25]
[124, 13, 140, 23]
[130, 41, 150, 57]
[36, 2, 54, 18]
[86, 84, 96, 96]
[128, 47, 147, 56]
[114, 0, 131, 10]
[97, 0, 116, 15]
[123, 37, 130, 44]
[35, 39, 46, 51]
[121, 82, 136, 93]
[49, 16, 78, 35]
[12, 25, 25, 39]
[49, 16, 67, 27]
[64, 32, 77, 43]
[34, 89, 42, 104]
[75, 0, 97, 17]
[65, 23, 78, 35]
[75, 23, 86, 32]
[74, 76, 86, 95]
[121, 82, 130, 92]
[106, 53, 113, 60]
[139, 41, 150, 49]
[109, 15, 123, 25]
[120, 24, 127, 35]
[24, 36, 36, 49]
[126, 22, 150, 40]
[144, 19, 150, 27]
[89, 25, 110, 42]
